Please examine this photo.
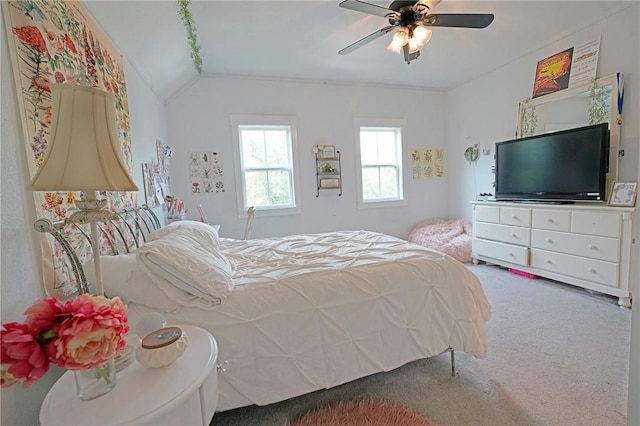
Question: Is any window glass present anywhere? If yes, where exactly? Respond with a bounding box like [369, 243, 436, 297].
[232, 117, 299, 213]
[359, 126, 403, 203]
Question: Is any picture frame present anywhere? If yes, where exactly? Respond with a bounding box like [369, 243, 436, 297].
[320, 178, 340, 189]
[142, 162, 163, 207]
[608, 181, 637, 207]
[319, 145, 336, 159]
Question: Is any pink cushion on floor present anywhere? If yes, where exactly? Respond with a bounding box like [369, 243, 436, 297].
[408, 218, 473, 263]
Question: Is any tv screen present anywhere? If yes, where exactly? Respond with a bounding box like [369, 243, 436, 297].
[495, 123, 609, 203]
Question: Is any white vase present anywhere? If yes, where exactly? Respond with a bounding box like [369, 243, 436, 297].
[73, 358, 117, 401]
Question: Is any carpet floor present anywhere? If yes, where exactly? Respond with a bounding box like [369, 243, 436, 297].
[211, 264, 631, 426]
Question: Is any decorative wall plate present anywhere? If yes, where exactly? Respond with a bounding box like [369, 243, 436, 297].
[464, 146, 479, 162]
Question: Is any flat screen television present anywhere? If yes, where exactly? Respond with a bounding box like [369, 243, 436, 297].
[494, 123, 609, 203]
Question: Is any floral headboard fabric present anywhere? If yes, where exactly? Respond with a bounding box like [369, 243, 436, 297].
[3, 0, 136, 298]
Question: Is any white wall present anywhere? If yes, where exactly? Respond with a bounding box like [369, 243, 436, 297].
[443, 4, 640, 423]
[166, 76, 449, 239]
[0, 19, 168, 425]
[445, 4, 640, 221]
[3, 2, 639, 424]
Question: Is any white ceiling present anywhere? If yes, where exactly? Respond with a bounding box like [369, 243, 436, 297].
[83, 1, 634, 103]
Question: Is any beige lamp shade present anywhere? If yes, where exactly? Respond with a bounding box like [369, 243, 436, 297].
[27, 84, 138, 192]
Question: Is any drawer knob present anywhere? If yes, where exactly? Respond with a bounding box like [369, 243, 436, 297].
[545, 259, 553, 264]
[588, 268, 597, 274]
[511, 233, 518, 238]
[546, 238, 553, 244]
[587, 244, 597, 250]
[512, 215, 518, 220]
[508, 252, 514, 257]
[547, 218, 554, 223]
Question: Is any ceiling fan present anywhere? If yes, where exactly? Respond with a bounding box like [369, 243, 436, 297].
[338, 0, 494, 64]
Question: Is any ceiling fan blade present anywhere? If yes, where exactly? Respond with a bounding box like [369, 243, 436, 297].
[416, 0, 442, 11]
[339, 0, 398, 18]
[425, 13, 494, 28]
[339, 25, 396, 55]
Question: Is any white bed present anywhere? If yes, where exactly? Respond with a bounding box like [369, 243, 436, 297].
[93, 221, 491, 411]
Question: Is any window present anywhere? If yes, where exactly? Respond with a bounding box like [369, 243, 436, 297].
[355, 118, 406, 207]
[231, 115, 300, 215]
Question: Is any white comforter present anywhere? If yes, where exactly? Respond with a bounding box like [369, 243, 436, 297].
[128, 230, 491, 411]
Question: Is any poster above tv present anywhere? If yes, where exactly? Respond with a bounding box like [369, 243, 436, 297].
[532, 38, 600, 98]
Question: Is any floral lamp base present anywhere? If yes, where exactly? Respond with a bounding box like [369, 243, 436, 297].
[74, 358, 117, 401]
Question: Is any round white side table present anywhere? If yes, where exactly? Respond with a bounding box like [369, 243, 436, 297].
[40, 325, 218, 426]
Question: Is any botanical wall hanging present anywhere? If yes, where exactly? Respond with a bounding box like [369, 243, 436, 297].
[410, 148, 444, 180]
[189, 152, 225, 194]
[2, 0, 135, 298]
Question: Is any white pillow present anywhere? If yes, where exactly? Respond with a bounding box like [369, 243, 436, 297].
[84, 254, 182, 313]
[147, 220, 219, 248]
[136, 231, 235, 308]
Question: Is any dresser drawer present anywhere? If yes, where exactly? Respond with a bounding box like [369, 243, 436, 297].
[571, 211, 621, 238]
[475, 205, 500, 223]
[500, 207, 531, 227]
[532, 209, 570, 232]
[530, 249, 618, 287]
[472, 237, 529, 266]
[531, 229, 620, 262]
[475, 222, 531, 247]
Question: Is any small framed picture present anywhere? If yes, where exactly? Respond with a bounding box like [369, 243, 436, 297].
[320, 178, 340, 189]
[319, 145, 336, 159]
[608, 181, 637, 207]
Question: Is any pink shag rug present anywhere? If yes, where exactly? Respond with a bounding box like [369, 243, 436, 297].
[408, 218, 473, 263]
[286, 399, 436, 426]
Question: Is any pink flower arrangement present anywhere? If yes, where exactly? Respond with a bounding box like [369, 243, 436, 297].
[1, 294, 128, 388]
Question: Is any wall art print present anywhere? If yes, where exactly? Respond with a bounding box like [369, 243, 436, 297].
[142, 162, 166, 207]
[156, 139, 173, 194]
[3, 0, 135, 298]
[189, 152, 225, 194]
[411, 148, 444, 180]
[532, 47, 573, 98]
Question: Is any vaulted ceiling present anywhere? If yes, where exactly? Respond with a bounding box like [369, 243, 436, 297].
[83, 1, 634, 103]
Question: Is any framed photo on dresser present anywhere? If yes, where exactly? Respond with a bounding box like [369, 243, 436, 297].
[608, 181, 637, 207]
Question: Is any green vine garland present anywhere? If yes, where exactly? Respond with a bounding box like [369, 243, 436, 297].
[178, 0, 203, 73]
[587, 78, 611, 125]
[520, 97, 537, 138]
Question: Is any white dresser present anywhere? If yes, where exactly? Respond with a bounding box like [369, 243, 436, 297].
[471, 201, 635, 307]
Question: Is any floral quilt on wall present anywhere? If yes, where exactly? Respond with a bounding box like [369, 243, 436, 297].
[3, 1, 135, 298]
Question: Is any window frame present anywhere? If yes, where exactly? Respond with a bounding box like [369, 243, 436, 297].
[230, 114, 301, 217]
[354, 118, 407, 209]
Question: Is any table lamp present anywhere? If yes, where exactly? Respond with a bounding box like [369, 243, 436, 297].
[26, 84, 139, 296]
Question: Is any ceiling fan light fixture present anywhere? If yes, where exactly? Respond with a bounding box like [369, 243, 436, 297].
[412, 26, 432, 44]
[408, 26, 432, 53]
[387, 27, 409, 55]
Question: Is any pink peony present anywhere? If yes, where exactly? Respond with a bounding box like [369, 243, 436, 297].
[1, 294, 128, 386]
[47, 295, 128, 370]
[1, 323, 50, 388]
[24, 296, 64, 330]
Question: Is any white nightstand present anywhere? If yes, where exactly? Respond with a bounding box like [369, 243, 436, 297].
[40, 325, 218, 426]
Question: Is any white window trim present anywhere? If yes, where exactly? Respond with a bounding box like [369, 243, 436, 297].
[230, 114, 301, 217]
[354, 117, 408, 209]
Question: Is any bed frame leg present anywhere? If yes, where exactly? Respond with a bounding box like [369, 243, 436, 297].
[450, 348, 458, 377]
